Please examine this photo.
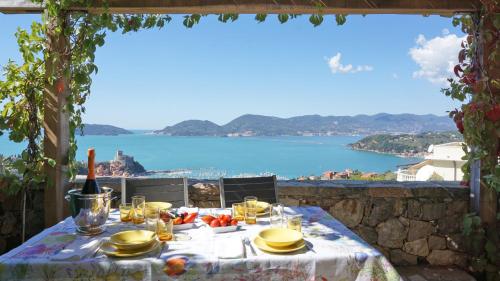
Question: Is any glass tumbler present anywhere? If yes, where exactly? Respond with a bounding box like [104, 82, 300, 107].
[232, 202, 245, 221]
[131, 195, 146, 224]
[145, 206, 159, 231]
[269, 203, 284, 227]
[244, 196, 258, 225]
[286, 214, 303, 232]
[119, 203, 133, 222]
[157, 208, 174, 241]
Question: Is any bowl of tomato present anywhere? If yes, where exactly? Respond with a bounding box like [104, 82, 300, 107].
[201, 214, 241, 233]
[166, 211, 198, 231]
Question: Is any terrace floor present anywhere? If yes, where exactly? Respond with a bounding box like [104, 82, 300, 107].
[397, 266, 476, 281]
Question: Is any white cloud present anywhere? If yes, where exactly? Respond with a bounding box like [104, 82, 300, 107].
[392, 73, 399, 79]
[327, 53, 373, 74]
[409, 33, 466, 85]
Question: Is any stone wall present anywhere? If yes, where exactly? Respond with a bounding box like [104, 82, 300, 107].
[0, 187, 44, 254]
[0, 178, 470, 268]
[188, 180, 470, 267]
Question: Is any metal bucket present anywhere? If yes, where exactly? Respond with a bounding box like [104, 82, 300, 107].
[65, 187, 115, 235]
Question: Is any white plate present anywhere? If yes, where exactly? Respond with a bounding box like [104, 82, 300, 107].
[211, 225, 241, 233]
[173, 223, 195, 231]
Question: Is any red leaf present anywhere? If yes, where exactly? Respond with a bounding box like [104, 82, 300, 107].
[485, 104, 500, 122]
[458, 49, 466, 63]
[454, 65, 463, 78]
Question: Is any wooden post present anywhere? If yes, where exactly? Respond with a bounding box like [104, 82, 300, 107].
[43, 12, 71, 227]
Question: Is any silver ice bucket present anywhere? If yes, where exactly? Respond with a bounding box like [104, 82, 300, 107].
[65, 187, 116, 235]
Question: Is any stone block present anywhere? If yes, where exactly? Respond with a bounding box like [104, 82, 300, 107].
[427, 250, 467, 267]
[376, 218, 407, 248]
[354, 225, 378, 244]
[399, 217, 410, 226]
[407, 200, 422, 220]
[446, 200, 468, 215]
[368, 187, 413, 198]
[422, 203, 446, 221]
[408, 220, 434, 241]
[437, 214, 463, 234]
[329, 199, 364, 228]
[1, 213, 17, 235]
[390, 249, 418, 265]
[280, 197, 300, 206]
[365, 199, 394, 227]
[428, 235, 446, 250]
[394, 199, 406, 217]
[446, 233, 467, 252]
[403, 238, 429, 257]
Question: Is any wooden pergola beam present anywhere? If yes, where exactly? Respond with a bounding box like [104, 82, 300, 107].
[0, 0, 481, 15]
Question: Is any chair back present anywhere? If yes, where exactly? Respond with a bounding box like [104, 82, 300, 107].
[122, 177, 188, 208]
[219, 175, 277, 208]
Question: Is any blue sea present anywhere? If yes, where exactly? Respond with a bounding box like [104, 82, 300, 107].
[0, 132, 419, 179]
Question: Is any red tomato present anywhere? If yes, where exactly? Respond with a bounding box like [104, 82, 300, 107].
[225, 215, 232, 221]
[183, 213, 197, 224]
[219, 219, 228, 227]
[230, 219, 238, 226]
[173, 217, 183, 225]
[210, 219, 221, 228]
[202, 215, 215, 224]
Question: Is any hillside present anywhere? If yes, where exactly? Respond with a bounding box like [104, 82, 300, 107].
[79, 124, 133, 136]
[349, 131, 463, 156]
[154, 113, 456, 136]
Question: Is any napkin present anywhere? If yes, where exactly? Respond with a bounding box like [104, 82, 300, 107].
[214, 237, 244, 259]
[50, 238, 101, 261]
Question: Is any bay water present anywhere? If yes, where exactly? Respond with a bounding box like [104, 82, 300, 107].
[0, 133, 419, 179]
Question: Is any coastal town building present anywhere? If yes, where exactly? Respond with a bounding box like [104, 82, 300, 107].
[397, 142, 466, 181]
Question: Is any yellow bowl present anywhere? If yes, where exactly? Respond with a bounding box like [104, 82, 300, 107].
[258, 228, 303, 248]
[110, 230, 156, 250]
[145, 202, 172, 216]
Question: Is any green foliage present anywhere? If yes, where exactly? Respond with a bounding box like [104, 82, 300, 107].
[0, 21, 47, 195]
[444, 7, 500, 279]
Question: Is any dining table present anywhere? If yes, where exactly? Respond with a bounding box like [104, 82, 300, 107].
[0, 206, 401, 281]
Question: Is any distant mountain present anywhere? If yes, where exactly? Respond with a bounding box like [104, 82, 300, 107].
[80, 124, 133, 136]
[349, 131, 463, 156]
[154, 113, 456, 136]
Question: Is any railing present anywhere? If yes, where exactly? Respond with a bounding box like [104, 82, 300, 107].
[396, 169, 416, 181]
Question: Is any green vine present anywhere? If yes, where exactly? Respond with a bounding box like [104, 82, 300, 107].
[442, 2, 499, 279]
[2, 1, 498, 275]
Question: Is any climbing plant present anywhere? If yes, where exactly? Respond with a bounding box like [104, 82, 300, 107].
[0, 1, 498, 275]
[442, 1, 499, 279]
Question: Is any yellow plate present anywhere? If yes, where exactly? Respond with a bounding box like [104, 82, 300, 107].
[235, 201, 269, 215]
[253, 236, 305, 253]
[258, 228, 303, 247]
[110, 230, 156, 250]
[145, 202, 172, 215]
[100, 239, 161, 257]
[256, 201, 270, 214]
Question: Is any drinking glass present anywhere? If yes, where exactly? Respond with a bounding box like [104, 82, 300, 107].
[131, 195, 145, 224]
[145, 206, 159, 231]
[232, 202, 245, 221]
[286, 214, 303, 232]
[269, 203, 284, 227]
[119, 203, 133, 222]
[244, 196, 258, 225]
[157, 208, 174, 241]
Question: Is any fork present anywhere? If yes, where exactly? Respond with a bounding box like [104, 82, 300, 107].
[244, 237, 257, 256]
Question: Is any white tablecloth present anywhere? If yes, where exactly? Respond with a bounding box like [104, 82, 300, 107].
[0, 207, 401, 280]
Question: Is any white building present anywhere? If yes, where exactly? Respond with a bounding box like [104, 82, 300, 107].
[397, 142, 466, 181]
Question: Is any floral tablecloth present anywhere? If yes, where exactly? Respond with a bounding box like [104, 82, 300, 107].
[0, 207, 401, 281]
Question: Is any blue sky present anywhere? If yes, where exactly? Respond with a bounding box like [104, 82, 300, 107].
[0, 14, 464, 129]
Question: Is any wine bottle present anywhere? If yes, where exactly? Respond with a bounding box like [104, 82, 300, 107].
[81, 148, 101, 194]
